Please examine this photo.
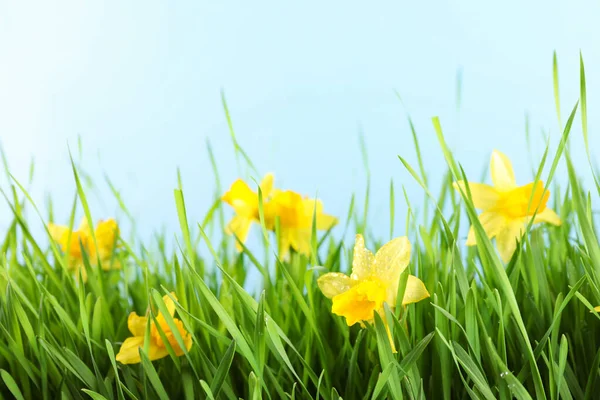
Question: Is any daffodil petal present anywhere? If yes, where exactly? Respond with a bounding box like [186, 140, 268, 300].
[182, 331, 194, 353]
[222, 179, 257, 216]
[78, 217, 92, 233]
[532, 207, 562, 226]
[401, 275, 430, 305]
[278, 234, 292, 260]
[373, 236, 411, 283]
[289, 229, 312, 256]
[351, 234, 375, 280]
[259, 173, 274, 198]
[466, 227, 477, 246]
[304, 198, 337, 230]
[453, 181, 499, 209]
[163, 293, 177, 317]
[147, 342, 170, 361]
[225, 216, 253, 250]
[94, 219, 119, 257]
[490, 150, 517, 191]
[317, 272, 356, 298]
[127, 312, 148, 336]
[48, 223, 68, 243]
[115, 336, 145, 364]
[316, 213, 338, 230]
[466, 211, 506, 246]
[495, 220, 526, 263]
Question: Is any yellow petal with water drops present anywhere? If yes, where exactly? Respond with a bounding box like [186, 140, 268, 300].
[401, 275, 430, 305]
[115, 336, 145, 364]
[127, 312, 148, 336]
[532, 207, 562, 226]
[495, 219, 526, 263]
[259, 173, 274, 198]
[453, 181, 499, 209]
[490, 150, 517, 191]
[466, 211, 506, 246]
[225, 216, 253, 250]
[351, 234, 375, 280]
[372, 237, 411, 283]
[317, 272, 356, 298]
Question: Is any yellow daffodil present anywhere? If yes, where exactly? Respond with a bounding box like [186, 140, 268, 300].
[454, 150, 562, 263]
[317, 234, 429, 326]
[222, 173, 274, 250]
[265, 190, 337, 257]
[116, 293, 193, 364]
[48, 217, 120, 281]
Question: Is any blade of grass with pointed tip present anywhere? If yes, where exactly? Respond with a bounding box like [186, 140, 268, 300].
[553, 51, 562, 128]
[210, 340, 236, 398]
[442, 121, 547, 399]
[1, 369, 26, 400]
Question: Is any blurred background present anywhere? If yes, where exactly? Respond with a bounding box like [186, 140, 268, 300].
[0, 1, 598, 247]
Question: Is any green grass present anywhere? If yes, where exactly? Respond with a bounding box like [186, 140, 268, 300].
[1, 55, 600, 400]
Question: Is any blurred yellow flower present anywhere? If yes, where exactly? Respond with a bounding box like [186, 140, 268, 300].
[222, 173, 274, 250]
[48, 217, 120, 281]
[116, 293, 193, 364]
[454, 150, 561, 263]
[265, 190, 337, 257]
[317, 234, 429, 327]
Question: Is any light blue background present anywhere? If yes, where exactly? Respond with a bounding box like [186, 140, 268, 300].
[1, 1, 598, 247]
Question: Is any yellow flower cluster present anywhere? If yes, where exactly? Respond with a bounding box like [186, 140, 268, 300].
[47, 217, 193, 364]
[116, 293, 193, 364]
[48, 217, 121, 281]
[221, 173, 338, 257]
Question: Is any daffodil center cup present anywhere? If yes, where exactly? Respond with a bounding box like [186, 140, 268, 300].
[495, 182, 549, 218]
[150, 318, 186, 350]
[331, 277, 388, 326]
